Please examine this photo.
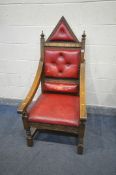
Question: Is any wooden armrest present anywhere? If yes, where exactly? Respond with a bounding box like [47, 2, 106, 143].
[80, 62, 87, 120]
[17, 60, 43, 114]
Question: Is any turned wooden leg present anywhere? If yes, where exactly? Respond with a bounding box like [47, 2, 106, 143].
[22, 116, 33, 147]
[26, 128, 33, 147]
[77, 120, 85, 154]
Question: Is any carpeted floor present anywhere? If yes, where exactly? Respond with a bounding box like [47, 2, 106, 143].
[0, 104, 116, 175]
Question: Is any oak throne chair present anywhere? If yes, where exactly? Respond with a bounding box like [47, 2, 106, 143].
[17, 17, 87, 154]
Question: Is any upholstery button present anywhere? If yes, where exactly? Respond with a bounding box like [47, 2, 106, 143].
[60, 27, 64, 33]
[66, 62, 70, 66]
[52, 61, 56, 65]
[59, 69, 63, 73]
[59, 52, 63, 56]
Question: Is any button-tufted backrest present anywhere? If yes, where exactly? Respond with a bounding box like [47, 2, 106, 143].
[45, 48, 81, 78]
[43, 48, 81, 94]
[42, 17, 82, 94]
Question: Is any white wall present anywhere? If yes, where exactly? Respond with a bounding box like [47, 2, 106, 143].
[0, 0, 116, 107]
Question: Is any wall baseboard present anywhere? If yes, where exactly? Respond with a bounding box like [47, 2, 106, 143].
[0, 98, 116, 116]
[87, 105, 116, 116]
[0, 98, 21, 106]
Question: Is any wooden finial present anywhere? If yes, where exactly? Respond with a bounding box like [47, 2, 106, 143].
[81, 30, 86, 48]
[81, 31, 86, 63]
[82, 31, 86, 38]
[41, 30, 44, 38]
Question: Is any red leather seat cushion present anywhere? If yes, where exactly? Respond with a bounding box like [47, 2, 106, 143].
[45, 49, 81, 78]
[28, 93, 80, 127]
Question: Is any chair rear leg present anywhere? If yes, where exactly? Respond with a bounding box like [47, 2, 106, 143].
[22, 116, 33, 147]
[26, 128, 33, 147]
[77, 120, 85, 154]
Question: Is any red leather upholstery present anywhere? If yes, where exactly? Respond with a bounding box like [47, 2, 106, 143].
[43, 81, 78, 94]
[45, 49, 81, 78]
[28, 93, 80, 126]
[49, 22, 76, 41]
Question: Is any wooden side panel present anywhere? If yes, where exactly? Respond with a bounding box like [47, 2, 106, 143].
[80, 62, 87, 120]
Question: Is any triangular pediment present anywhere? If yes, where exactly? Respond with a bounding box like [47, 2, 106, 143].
[47, 16, 78, 42]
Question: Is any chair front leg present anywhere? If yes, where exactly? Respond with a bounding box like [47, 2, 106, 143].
[77, 120, 85, 154]
[22, 115, 33, 147]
